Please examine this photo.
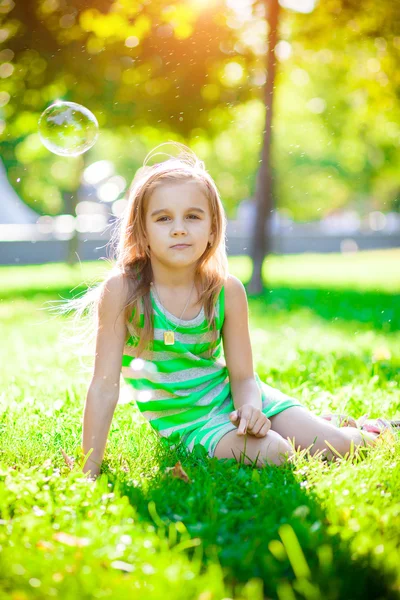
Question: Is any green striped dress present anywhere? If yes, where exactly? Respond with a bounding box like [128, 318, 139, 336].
[121, 284, 303, 458]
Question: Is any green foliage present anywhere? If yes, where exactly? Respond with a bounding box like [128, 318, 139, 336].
[1, 1, 400, 219]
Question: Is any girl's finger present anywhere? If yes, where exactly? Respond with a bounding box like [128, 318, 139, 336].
[237, 416, 247, 435]
[248, 415, 265, 436]
[261, 420, 271, 435]
[253, 419, 271, 438]
[246, 411, 258, 432]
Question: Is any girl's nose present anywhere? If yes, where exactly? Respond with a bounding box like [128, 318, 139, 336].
[171, 221, 187, 234]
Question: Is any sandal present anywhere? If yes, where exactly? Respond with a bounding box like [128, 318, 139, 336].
[321, 412, 400, 435]
[356, 414, 400, 435]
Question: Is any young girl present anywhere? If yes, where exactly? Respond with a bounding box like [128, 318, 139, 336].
[78, 142, 397, 479]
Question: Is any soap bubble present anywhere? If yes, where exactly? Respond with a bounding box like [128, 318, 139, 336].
[129, 358, 158, 375]
[38, 101, 99, 156]
[130, 358, 146, 372]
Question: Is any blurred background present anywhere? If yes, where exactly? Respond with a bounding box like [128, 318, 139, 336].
[0, 0, 399, 282]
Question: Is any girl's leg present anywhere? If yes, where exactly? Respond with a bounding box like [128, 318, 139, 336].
[269, 406, 378, 461]
[213, 427, 294, 467]
[320, 413, 358, 428]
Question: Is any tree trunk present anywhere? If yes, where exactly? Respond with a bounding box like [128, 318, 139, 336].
[247, 0, 281, 295]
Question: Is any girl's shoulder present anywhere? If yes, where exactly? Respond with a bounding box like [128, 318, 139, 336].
[100, 271, 133, 311]
[223, 274, 248, 320]
[224, 274, 246, 294]
[103, 271, 130, 296]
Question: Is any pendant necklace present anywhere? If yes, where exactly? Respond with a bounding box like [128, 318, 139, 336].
[151, 280, 195, 345]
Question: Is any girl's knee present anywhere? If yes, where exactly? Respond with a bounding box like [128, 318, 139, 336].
[214, 428, 294, 467]
[259, 433, 294, 467]
[277, 438, 295, 465]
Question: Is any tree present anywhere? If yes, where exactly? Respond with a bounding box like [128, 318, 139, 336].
[248, 0, 280, 294]
[248, 0, 400, 292]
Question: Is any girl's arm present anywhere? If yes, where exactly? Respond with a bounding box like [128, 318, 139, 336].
[82, 274, 128, 479]
[222, 275, 262, 411]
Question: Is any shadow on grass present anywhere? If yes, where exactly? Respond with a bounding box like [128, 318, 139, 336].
[103, 437, 400, 600]
[246, 286, 400, 333]
[2, 284, 399, 334]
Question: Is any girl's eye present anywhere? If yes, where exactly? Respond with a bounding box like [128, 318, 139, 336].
[156, 215, 199, 222]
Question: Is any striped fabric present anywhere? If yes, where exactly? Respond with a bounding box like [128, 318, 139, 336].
[121, 284, 303, 458]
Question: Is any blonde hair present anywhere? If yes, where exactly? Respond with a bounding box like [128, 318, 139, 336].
[51, 142, 229, 363]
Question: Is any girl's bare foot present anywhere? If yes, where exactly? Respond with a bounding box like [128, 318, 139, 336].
[321, 413, 400, 435]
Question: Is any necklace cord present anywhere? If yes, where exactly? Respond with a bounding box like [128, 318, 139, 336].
[151, 280, 195, 332]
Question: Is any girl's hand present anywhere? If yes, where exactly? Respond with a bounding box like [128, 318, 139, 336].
[229, 406, 271, 438]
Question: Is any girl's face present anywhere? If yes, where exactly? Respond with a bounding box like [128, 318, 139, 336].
[144, 180, 215, 269]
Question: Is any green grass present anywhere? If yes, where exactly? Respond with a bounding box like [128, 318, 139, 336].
[0, 250, 399, 599]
